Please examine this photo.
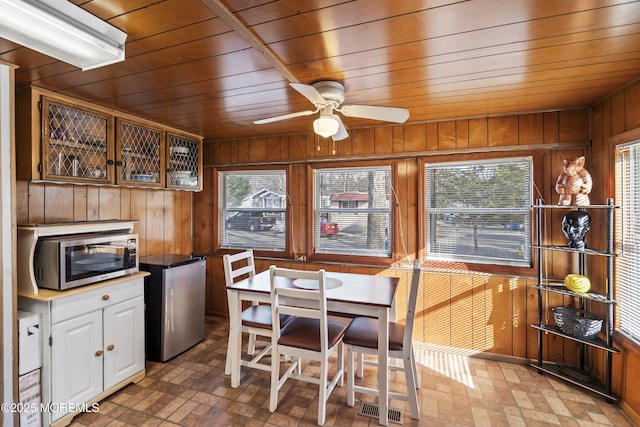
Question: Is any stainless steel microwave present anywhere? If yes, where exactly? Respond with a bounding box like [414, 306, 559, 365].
[33, 232, 138, 290]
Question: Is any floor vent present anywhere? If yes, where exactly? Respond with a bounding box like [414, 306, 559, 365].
[357, 401, 403, 424]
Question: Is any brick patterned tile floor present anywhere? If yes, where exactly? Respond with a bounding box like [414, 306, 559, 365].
[70, 315, 636, 426]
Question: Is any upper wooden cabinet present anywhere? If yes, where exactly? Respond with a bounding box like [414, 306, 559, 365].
[16, 92, 116, 184]
[167, 132, 202, 190]
[116, 118, 165, 187]
[42, 97, 113, 183]
[16, 86, 203, 191]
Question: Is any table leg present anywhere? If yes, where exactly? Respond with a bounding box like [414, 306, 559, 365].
[226, 289, 242, 388]
[378, 307, 389, 426]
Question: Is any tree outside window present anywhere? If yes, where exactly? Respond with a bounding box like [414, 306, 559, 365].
[314, 166, 391, 257]
[425, 157, 532, 266]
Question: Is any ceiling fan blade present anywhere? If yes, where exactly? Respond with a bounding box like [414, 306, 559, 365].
[340, 104, 410, 123]
[332, 116, 349, 141]
[253, 110, 315, 124]
[290, 82, 327, 106]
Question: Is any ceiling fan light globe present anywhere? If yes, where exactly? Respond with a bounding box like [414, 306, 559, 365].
[313, 115, 340, 138]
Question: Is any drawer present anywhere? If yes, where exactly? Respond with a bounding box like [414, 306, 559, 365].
[51, 277, 143, 324]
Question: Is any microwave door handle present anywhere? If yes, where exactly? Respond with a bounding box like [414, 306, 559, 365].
[86, 244, 123, 252]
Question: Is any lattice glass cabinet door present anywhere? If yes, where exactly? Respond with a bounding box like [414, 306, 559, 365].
[116, 119, 165, 187]
[167, 133, 201, 190]
[42, 97, 112, 183]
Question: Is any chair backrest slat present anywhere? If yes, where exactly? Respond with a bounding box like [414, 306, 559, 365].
[403, 259, 422, 348]
[278, 304, 322, 320]
[229, 264, 254, 281]
[223, 249, 255, 286]
[270, 266, 329, 351]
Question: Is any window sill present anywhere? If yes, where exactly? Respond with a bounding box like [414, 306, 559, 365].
[614, 330, 640, 357]
[307, 253, 395, 268]
[421, 259, 536, 277]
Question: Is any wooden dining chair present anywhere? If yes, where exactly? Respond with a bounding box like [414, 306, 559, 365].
[224, 250, 289, 376]
[269, 266, 349, 426]
[343, 259, 422, 420]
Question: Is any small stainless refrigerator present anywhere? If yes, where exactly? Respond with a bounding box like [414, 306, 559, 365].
[139, 254, 206, 362]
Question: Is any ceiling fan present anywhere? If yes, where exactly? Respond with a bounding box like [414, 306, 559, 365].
[253, 81, 410, 141]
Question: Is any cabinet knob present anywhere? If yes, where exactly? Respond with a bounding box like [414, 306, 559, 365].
[107, 159, 115, 166]
[107, 344, 115, 351]
[102, 295, 110, 301]
[95, 350, 103, 357]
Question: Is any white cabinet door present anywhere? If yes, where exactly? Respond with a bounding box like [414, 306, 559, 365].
[103, 295, 145, 389]
[51, 310, 103, 421]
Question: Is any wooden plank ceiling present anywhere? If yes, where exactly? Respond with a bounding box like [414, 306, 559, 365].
[2, 0, 640, 142]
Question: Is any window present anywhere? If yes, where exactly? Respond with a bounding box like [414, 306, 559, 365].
[339, 201, 359, 209]
[314, 166, 392, 257]
[615, 140, 640, 344]
[219, 170, 286, 251]
[424, 157, 532, 266]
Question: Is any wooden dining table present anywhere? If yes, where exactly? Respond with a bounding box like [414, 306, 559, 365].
[225, 269, 399, 425]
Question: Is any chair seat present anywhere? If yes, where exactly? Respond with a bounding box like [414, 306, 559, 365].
[279, 317, 348, 352]
[241, 305, 292, 329]
[343, 316, 405, 351]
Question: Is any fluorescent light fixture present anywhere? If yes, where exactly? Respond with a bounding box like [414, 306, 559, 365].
[0, 0, 127, 71]
[313, 115, 340, 138]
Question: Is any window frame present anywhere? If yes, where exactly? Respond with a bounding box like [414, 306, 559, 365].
[215, 165, 289, 256]
[419, 152, 537, 273]
[615, 138, 640, 346]
[307, 160, 396, 266]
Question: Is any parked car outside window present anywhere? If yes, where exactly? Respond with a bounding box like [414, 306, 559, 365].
[320, 219, 339, 237]
[226, 212, 276, 231]
[507, 221, 523, 231]
[313, 165, 392, 258]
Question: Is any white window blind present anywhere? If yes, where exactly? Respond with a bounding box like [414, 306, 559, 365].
[219, 170, 286, 251]
[425, 157, 532, 266]
[615, 141, 640, 344]
[314, 166, 392, 257]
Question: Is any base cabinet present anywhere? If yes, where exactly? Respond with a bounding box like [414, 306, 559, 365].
[103, 296, 145, 388]
[19, 275, 146, 426]
[51, 310, 103, 422]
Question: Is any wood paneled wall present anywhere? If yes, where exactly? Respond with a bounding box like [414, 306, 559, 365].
[15, 181, 193, 257]
[195, 109, 595, 365]
[207, 110, 590, 165]
[591, 79, 640, 424]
